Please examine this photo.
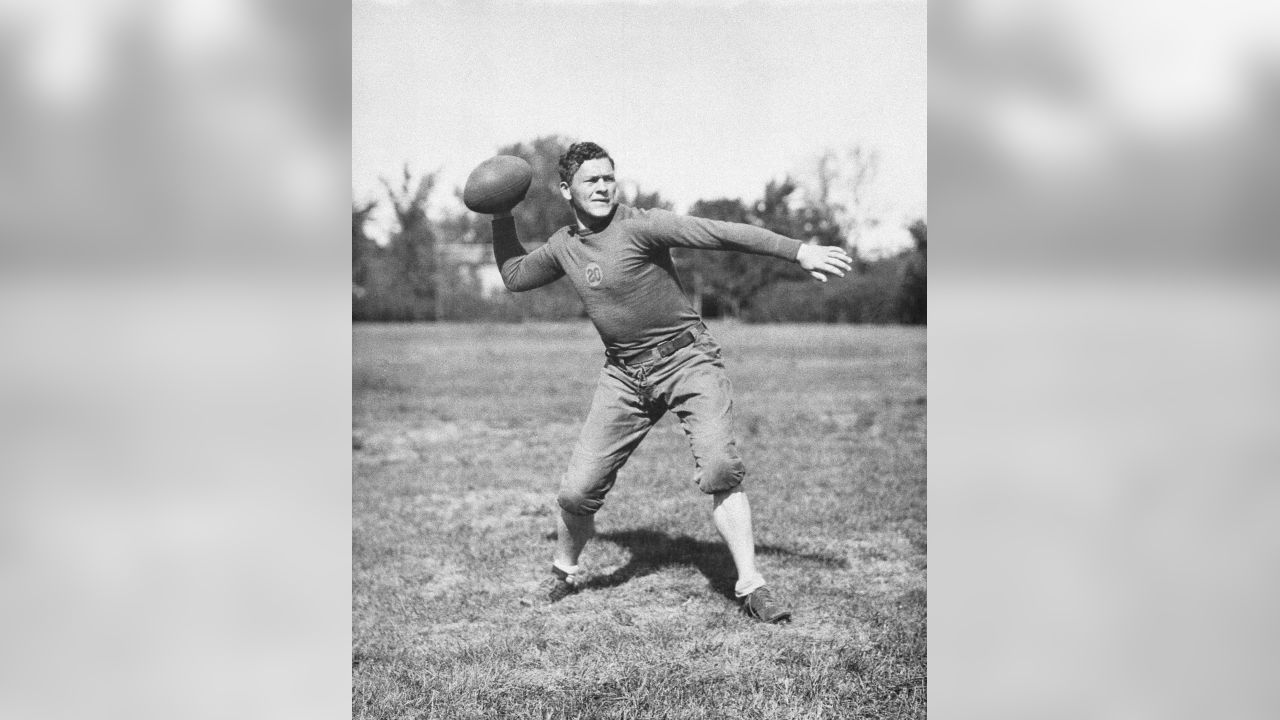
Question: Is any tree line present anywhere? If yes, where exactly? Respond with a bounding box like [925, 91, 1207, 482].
[353, 136, 925, 325]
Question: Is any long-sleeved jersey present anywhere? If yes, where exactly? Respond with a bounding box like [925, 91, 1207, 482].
[492, 205, 802, 360]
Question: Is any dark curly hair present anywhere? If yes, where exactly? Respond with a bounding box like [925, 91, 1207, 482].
[558, 141, 613, 184]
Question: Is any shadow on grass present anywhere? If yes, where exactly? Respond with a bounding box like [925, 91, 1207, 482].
[581, 528, 850, 601]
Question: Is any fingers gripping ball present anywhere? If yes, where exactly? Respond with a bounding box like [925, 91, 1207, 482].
[463, 155, 533, 213]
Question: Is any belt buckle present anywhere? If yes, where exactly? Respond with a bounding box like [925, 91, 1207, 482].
[658, 342, 676, 358]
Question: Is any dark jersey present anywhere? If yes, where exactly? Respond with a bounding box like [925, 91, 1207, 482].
[492, 205, 802, 359]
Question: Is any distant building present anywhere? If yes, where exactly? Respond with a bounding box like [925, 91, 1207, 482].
[436, 242, 547, 297]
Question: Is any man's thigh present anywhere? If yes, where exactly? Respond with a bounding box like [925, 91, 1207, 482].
[663, 335, 745, 492]
[560, 365, 655, 511]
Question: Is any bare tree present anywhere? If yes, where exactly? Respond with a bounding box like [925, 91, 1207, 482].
[813, 145, 882, 259]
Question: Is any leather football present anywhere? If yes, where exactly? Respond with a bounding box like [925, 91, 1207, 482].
[463, 155, 533, 213]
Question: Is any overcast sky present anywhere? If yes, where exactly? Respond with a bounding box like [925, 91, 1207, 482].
[353, 0, 926, 252]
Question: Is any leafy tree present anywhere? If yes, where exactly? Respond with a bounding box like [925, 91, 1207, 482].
[380, 165, 439, 320]
[626, 185, 673, 211]
[753, 177, 843, 247]
[673, 198, 752, 318]
[352, 198, 379, 299]
[687, 197, 752, 226]
[896, 219, 927, 325]
[674, 178, 838, 318]
[744, 253, 909, 324]
[434, 203, 482, 244]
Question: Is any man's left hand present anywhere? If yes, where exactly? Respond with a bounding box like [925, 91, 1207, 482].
[796, 244, 854, 282]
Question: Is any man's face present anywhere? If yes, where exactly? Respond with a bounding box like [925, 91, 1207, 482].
[560, 157, 617, 221]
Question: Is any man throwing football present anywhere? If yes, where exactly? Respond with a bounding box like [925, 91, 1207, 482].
[489, 141, 853, 622]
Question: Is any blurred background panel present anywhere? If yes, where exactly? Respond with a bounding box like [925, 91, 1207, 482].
[931, 0, 1280, 718]
[0, 0, 349, 718]
[13, 0, 1280, 717]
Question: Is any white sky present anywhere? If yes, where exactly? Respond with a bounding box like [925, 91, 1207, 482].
[353, 0, 926, 252]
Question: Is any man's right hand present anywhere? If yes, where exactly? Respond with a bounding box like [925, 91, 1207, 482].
[796, 243, 854, 282]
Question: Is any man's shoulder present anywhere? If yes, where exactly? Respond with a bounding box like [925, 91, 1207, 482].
[616, 205, 674, 222]
[545, 226, 575, 247]
[612, 205, 683, 233]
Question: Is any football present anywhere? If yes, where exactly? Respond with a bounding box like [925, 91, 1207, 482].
[463, 155, 533, 213]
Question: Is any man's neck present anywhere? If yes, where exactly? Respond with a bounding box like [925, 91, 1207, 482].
[573, 205, 617, 234]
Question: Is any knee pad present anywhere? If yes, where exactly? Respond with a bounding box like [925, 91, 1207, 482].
[557, 486, 604, 516]
[698, 453, 746, 494]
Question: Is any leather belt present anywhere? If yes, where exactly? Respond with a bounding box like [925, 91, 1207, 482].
[607, 323, 706, 367]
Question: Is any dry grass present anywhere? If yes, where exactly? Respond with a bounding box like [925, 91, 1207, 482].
[353, 322, 926, 719]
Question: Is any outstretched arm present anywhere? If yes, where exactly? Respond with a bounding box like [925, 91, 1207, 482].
[632, 208, 853, 282]
[635, 210, 801, 260]
[491, 210, 564, 291]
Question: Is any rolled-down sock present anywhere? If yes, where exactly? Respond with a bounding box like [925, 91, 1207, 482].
[552, 562, 580, 583]
[734, 573, 766, 598]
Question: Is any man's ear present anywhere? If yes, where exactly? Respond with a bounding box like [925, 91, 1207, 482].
[559, 182, 571, 201]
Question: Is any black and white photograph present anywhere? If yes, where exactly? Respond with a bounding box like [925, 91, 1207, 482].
[352, 1, 927, 717]
[10, 1, 1280, 718]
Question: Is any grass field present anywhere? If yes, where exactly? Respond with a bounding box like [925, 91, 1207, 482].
[353, 322, 926, 719]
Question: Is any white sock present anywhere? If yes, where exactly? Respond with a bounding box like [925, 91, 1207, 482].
[553, 561, 579, 581]
[734, 573, 766, 598]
